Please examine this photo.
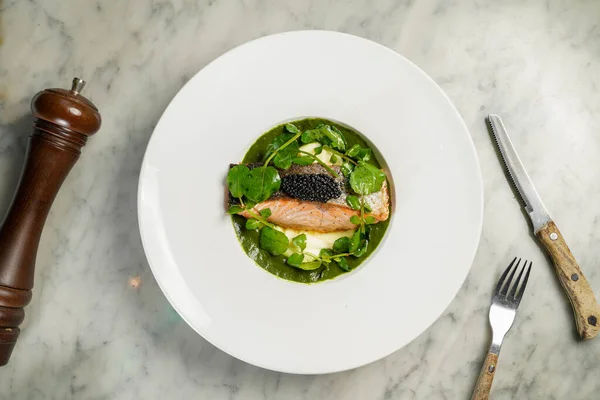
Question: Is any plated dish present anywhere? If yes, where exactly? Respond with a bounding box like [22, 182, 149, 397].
[138, 31, 483, 373]
[228, 118, 391, 283]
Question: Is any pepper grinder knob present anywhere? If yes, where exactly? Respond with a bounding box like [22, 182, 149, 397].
[0, 77, 101, 366]
[71, 77, 86, 94]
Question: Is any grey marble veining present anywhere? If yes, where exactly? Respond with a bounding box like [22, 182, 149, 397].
[1, 0, 600, 399]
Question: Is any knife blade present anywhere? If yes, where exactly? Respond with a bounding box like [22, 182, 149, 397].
[488, 114, 600, 339]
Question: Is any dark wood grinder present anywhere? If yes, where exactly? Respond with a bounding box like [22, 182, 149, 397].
[0, 78, 101, 366]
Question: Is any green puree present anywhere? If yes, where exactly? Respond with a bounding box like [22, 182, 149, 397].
[231, 118, 391, 284]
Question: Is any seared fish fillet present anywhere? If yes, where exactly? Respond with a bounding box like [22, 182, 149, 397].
[231, 164, 390, 232]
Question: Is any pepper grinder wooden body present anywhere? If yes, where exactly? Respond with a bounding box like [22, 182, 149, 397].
[0, 78, 101, 366]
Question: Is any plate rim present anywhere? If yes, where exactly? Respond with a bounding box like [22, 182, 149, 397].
[137, 30, 484, 374]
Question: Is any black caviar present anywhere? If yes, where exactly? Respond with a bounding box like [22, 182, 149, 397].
[281, 174, 341, 203]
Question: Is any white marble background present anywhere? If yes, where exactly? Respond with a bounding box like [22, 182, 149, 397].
[1, 0, 600, 398]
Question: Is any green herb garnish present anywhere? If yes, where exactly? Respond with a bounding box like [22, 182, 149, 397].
[243, 166, 281, 203]
[340, 162, 354, 177]
[259, 226, 289, 256]
[296, 260, 322, 271]
[292, 156, 314, 166]
[291, 233, 307, 252]
[227, 205, 245, 214]
[349, 161, 386, 195]
[333, 236, 352, 253]
[287, 253, 305, 267]
[301, 124, 346, 151]
[346, 144, 361, 157]
[227, 165, 250, 202]
[245, 218, 261, 230]
[337, 257, 350, 272]
[346, 195, 361, 211]
[365, 216, 377, 225]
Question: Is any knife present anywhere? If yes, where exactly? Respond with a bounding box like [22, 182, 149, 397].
[488, 114, 600, 339]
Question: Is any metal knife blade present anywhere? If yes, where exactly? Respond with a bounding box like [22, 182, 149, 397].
[488, 113, 600, 340]
[487, 114, 551, 232]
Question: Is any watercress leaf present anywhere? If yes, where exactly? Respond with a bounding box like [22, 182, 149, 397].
[291, 233, 307, 252]
[354, 239, 368, 257]
[322, 125, 346, 151]
[314, 146, 323, 155]
[292, 156, 314, 166]
[301, 125, 345, 150]
[260, 208, 272, 218]
[265, 133, 294, 160]
[346, 195, 361, 210]
[341, 162, 354, 177]
[350, 230, 361, 253]
[363, 202, 372, 213]
[245, 218, 261, 230]
[227, 205, 245, 214]
[346, 144, 361, 157]
[337, 257, 351, 272]
[227, 165, 250, 199]
[301, 128, 325, 144]
[273, 139, 299, 169]
[273, 132, 294, 148]
[244, 166, 281, 202]
[333, 237, 351, 253]
[259, 226, 289, 255]
[296, 260, 322, 271]
[329, 154, 338, 163]
[319, 248, 334, 259]
[365, 216, 377, 225]
[273, 152, 293, 169]
[331, 126, 346, 144]
[350, 215, 361, 225]
[245, 200, 257, 210]
[349, 162, 386, 195]
[357, 148, 372, 161]
[287, 253, 304, 267]
[285, 123, 300, 134]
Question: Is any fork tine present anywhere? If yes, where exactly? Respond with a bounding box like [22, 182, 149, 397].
[508, 262, 526, 300]
[515, 261, 532, 307]
[495, 257, 517, 295]
[499, 258, 521, 296]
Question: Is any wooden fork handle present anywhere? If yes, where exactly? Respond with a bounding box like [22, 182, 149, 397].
[536, 221, 600, 339]
[471, 350, 499, 400]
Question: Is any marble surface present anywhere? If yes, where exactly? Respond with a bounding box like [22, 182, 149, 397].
[1, 0, 600, 398]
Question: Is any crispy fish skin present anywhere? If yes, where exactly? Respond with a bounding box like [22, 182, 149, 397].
[231, 164, 390, 232]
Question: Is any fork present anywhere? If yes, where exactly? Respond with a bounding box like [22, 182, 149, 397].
[471, 258, 532, 400]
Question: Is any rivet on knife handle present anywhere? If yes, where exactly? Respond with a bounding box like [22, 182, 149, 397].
[536, 222, 600, 339]
[487, 114, 600, 339]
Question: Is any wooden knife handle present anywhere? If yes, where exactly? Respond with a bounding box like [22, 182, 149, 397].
[536, 221, 600, 339]
[471, 350, 499, 400]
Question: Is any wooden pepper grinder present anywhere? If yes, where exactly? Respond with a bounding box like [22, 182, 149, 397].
[0, 77, 101, 366]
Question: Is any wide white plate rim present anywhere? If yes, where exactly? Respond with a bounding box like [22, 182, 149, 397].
[137, 30, 484, 374]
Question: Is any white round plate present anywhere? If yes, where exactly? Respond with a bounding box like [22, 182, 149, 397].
[138, 31, 483, 374]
